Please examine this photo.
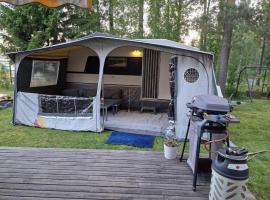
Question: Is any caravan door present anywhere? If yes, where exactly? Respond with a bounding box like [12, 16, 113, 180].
[175, 55, 210, 139]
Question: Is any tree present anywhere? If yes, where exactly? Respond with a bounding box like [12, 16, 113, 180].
[148, 0, 162, 38]
[148, 0, 186, 41]
[138, 0, 144, 38]
[0, 3, 101, 52]
[199, 0, 211, 50]
[217, 0, 236, 94]
[253, 0, 270, 86]
[108, 0, 114, 33]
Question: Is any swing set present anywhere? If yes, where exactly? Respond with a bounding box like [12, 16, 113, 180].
[231, 66, 270, 101]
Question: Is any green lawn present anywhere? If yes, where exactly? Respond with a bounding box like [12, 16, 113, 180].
[0, 88, 269, 199]
[0, 108, 164, 151]
[0, 86, 13, 97]
[229, 100, 270, 200]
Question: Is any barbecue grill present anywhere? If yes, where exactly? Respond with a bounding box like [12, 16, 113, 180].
[179, 95, 239, 191]
[187, 95, 231, 116]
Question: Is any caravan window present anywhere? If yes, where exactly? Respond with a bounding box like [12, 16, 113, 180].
[84, 56, 142, 76]
[30, 60, 60, 87]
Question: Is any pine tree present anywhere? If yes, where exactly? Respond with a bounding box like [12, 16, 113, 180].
[0, 3, 101, 52]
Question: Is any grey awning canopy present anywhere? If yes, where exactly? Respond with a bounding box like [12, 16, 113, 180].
[6, 32, 213, 61]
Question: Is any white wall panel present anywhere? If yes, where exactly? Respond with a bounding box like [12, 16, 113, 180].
[67, 48, 96, 72]
[66, 73, 142, 86]
[175, 55, 211, 138]
[158, 52, 171, 100]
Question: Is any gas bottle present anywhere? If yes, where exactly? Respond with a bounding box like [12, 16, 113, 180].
[209, 147, 249, 200]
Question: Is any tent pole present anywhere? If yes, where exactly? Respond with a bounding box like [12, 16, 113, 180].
[12, 56, 20, 125]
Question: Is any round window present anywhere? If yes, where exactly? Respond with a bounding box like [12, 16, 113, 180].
[184, 68, 199, 83]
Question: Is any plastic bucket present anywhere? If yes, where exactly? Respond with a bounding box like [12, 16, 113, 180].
[164, 144, 178, 159]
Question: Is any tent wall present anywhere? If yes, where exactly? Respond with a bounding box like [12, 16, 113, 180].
[15, 92, 99, 132]
[67, 47, 97, 72]
[17, 57, 67, 94]
[175, 53, 215, 138]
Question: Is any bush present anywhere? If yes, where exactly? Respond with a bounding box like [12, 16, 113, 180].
[0, 65, 12, 89]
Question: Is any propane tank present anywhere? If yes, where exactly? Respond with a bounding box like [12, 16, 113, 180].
[209, 147, 249, 200]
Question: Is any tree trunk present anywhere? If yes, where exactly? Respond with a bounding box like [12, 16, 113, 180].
[138, 0, 144, 38]
[109, 0, 114, 33]
[176, 0, 183, 41]
[256, 36, 266, 86]
[95, 0, 101, 32]
[217, 0, 235, 94]
[199, 0, 211, 50]
[200, 0, 207, 49]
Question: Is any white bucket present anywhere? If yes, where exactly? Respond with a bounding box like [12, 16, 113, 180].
[164, 144, 178, 159]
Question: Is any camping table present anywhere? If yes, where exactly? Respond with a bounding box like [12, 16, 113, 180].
[101, 101, 113, 121]
[101, 99, 121, 120]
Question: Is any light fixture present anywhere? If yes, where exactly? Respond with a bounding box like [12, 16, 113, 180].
[131, 50, 143, 57]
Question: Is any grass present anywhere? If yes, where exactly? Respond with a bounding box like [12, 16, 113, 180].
[0, 108, 164, 151]
[0, 86, 13, 97]
[229, 100, 270, 200]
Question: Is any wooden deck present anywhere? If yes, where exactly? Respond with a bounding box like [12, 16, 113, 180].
[0, 147, 209, 200]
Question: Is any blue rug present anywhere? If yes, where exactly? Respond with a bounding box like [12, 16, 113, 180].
[106, 131, 155, 148]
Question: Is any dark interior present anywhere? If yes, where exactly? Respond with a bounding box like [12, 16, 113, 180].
[16, 51, 169, 113]
[82, 56, 142, 76]
[17, 57, 67, 95]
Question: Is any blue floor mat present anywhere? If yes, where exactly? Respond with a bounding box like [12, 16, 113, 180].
[106, 131, 155, 148]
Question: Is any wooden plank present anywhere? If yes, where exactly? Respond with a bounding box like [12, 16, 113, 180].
[0, 159, 187, 169]
[0, 164, 188, 174]
[0, 177, 209, 189]
[0, 175, 206, 185]
[0, 183, 209, 196]
[0, 173, 209, 185]
[0, 154, 182, 164]
[0, 168, 194, 179]
[0, 157, 186, 169]
[0, 147, 164, 156]
[0, 190, 208, 200]
[0, 148, 190, 162]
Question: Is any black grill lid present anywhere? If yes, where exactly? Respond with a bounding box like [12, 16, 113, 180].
[188, 95, 230, 113]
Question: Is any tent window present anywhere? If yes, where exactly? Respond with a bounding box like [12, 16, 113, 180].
[39, 94, 93, 117]
[184, 68, 199, 83]
[30, 60, 60, 87]
[107, 57, 127, 68]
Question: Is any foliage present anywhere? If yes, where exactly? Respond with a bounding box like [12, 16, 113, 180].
[0, 2, 101, 52]
[0, 64, 11, 89]
[1, 0, 270, 93]
[148, 0, 186, 41]
[164, 136, 178, 147]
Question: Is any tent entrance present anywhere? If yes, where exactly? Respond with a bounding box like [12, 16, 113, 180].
[104, 110, 169, 136]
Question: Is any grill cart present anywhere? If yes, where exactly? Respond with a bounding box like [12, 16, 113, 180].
[179, 95, 239, 191]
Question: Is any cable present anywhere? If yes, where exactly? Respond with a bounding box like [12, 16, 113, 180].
[204, 131, 229, 154]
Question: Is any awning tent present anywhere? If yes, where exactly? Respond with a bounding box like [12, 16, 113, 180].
[7, 33, 219, 138]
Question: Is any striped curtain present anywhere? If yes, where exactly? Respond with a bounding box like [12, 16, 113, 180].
[142, 49, 160, 99]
